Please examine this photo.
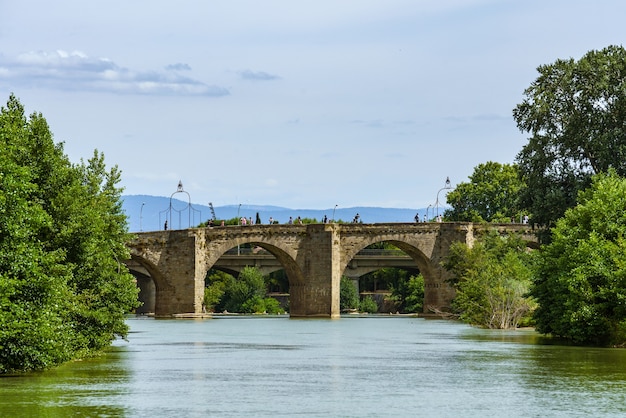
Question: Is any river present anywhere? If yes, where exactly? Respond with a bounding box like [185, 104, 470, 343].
[1, 316, 625, 417]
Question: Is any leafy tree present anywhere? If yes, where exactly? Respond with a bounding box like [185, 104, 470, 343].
[445, 230, 535, 329]
[389, 274, 424, 313]
[359, 296, 378, 313]
[204, 270, 231, 311]
[0, 124, 73, 372]
[531, 170, 626, 346]
[218, 266, 266, 313]
[0, 95, 139, 373]
[206, 267, 286, 314]
[444, 162, 525, 222]
[260, 297, 285, 314]
[513, 45, 626, 227]
[340, 276, 359, 311]
[210, 266, 284, 314]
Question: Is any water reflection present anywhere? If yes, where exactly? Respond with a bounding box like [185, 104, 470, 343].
[1, 317, 626, 417]
[0, 350, 130, 417]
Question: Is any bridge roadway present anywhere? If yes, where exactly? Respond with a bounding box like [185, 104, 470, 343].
[126, 222, 537, 318]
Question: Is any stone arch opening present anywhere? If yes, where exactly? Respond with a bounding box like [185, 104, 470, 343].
[201, 240, 303, 285]
[126, 253, 174, 315]
[340, 239, 433, 313]
[200, 238, 304, 314]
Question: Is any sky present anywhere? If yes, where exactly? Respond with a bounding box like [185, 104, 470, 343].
[1, 1, 626, 210]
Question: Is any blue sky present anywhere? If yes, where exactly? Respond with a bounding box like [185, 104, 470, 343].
[1, 1, 625, 209]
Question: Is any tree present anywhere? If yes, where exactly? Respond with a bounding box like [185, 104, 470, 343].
[444, 162, 525, 222]
[212, 266, 284, 314]
[204, 270, 231, 312]
[389, 273, 424, 313]
[340, 276, 359, 311]
[359, 296, 378, 313]
[531, 170, 626, 346]
[513, 45, 626, 227]
[219, 267, 266, 313]
[445, 230, 535, 329]
[0, 95, 139, 373]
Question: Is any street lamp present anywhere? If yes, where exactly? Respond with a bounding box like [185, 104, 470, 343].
[167, 180, 198, 229]
[140, 202, 145, 231]
[237, 203, 242, 255]
[435, 176, 452, 218]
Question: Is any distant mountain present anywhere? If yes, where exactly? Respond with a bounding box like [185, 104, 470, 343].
[122, 194, 436, 232]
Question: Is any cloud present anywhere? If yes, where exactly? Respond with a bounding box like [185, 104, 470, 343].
[351, 119, 415, 129]
[238, 69, 280, 81]
[165, 63, 192, 71]
[0, 50, 229, 97]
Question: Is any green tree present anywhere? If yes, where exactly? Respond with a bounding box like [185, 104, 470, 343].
[359, 296, 378, 313]
[206, 267, 286, 314]
[445, 230, 535, 329]
[444, 162, 524, 222]
[340, 276, 359, 311]
[531, 170, 626, 346]
[388, 273, 424, 313]
[513, 45, 626, 227]
[204, 270, 231, 312]
[0, 123, 73, 373]
[219, 266, 266, 313]
[0, 95, 139, 374]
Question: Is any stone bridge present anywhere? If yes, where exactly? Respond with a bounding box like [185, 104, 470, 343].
[126, 222, 537, 318]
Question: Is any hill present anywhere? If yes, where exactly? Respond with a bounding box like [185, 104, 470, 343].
[122, 194, 434, 232]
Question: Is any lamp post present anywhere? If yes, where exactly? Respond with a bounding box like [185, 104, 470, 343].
[237, 203, 242, 255]
[140, 202, 145, 231]
[435, 176, 452, 218]
[332, 204, 338, 222]
[168, 180, 194, 229]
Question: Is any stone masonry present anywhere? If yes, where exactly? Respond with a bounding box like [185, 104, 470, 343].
[127, 223, 537, 317]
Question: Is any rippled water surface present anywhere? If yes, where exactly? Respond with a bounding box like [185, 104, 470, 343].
[2, 316, 626, 417]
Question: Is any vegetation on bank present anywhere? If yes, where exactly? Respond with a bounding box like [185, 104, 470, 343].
[531, 170, 626, 346]
[204, 267, 285, 314]
[441, 45, 626, 346]
[445, 231, 536, 329]
[0, 95, 139, 374]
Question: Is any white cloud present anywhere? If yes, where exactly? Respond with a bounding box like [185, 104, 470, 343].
[238, 70, 281, 81]
[0, 50, 228, 97]
[165, 63, 192, 71]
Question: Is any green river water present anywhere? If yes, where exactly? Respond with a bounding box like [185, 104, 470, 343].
[1, 316, 625, 417]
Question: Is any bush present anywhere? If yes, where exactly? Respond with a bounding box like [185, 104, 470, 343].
[389, 274, 424, 313]
[445, 231, 535, 329]
[359, 296, 378, 313]
[340, 277, 359, 311]
[262, 297, 285, 314]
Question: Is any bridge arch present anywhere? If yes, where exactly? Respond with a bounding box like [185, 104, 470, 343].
[126, 251, 176, 315]
[339, 233, 444, 310]
[341, 239, 432, 281]
[199, 240, 302, 291]
[197, 236, 303, 287]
